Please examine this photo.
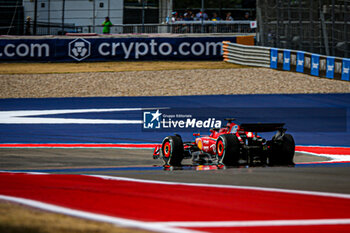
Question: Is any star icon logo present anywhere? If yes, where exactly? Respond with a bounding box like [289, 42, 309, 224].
[151, 109, 162, 122]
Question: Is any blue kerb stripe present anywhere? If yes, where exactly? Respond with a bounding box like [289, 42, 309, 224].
[296, 162, 350, 168]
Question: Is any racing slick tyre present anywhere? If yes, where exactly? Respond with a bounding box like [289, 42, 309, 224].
[269, 134, 295, 166]
[162, 135, 184, 166]
[216, 134, 240, 166]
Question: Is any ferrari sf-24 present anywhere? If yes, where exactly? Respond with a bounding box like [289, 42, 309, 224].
[153, 118, 295, 167]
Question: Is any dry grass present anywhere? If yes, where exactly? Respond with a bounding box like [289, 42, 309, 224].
[0, 61, 243, 74]
[0, 201, 152, 233]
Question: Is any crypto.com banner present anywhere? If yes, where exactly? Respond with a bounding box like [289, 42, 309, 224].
[0, 36, 236, 62]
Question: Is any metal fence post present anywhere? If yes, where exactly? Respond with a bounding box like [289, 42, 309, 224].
[33, 0, 38, 35]
[61, 0, 65, 34]
[298, 0, 302, 50]
[276, 0, 280, 48]
[320, 10, 330, 56]
[142, 0, 145, 33]
[108, 0, 110, 17]
[201, 0, 204, 33]
[331, 0, 335, 56]
[92, 0, 95, 33]
[287, 1, 291, 48]
[310, 0, 314, 53]
[48, 0, 51, 34]
[256, 0, 264, 46]
[345, 0, 348, 58]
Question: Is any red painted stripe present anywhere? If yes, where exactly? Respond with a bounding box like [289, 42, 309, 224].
[186, 225, 350, 233]
[1, 172, 350, 225]
[0, 143, 159, 148]
[295, 146, 350, 155]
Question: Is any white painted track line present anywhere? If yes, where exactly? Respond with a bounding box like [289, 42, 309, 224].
[0, 194, 205, 233]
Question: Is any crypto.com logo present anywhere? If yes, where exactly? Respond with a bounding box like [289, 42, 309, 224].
[68, 38, 91, 61]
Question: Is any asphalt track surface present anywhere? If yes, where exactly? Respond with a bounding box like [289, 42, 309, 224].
[1, 148, 350, 194]
[1, 93, 350, 232]
[2, 149, 350, 233]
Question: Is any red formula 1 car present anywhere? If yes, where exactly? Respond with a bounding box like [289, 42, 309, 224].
[153, 118, 295, 167]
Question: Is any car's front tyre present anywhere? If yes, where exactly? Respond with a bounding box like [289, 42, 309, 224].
[216, 134, 240, 166]
[162, 135, 184, 166]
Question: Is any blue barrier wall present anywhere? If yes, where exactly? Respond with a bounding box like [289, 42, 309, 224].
[0, 36, 236, 62]
[270, 47, 350, 81]
[1, 94, 349, 146]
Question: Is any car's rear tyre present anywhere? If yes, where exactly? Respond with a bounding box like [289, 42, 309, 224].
[269, 134, 295, 165]
[216, 134, 240, 166]
[162, 135, 184, 166]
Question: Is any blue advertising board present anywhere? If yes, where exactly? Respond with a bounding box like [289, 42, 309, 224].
[341, 59, 350, 81]
[1, 94, 350, 146]
[283, 50, 291, 71]
[269, 47, 349, 81]
[311, 54, 320, 76]
[296, 51, 304, 73]
[326, 57, 335, 79]
[270, 48, 278, 69]
[0, 36, 236, 62]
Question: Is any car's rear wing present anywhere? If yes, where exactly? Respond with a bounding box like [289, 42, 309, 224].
[239, 123, 285, 132]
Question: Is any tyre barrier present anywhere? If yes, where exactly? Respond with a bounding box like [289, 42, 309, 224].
[223, 41, 350, 82]
[223, 41, 270, 68]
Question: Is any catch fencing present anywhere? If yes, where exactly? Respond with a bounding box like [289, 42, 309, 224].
[112, 21, 255, 34]
[256, 0, 350, 59]
[26, 21, 256, 35]
[223, 42, 350, 81]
